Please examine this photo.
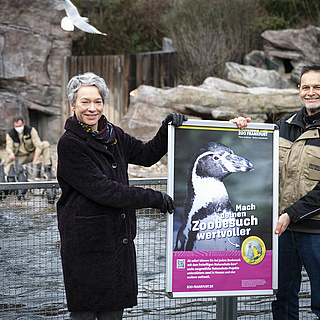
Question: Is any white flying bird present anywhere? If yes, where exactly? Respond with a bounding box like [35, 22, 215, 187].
[61, 0, 107, 36]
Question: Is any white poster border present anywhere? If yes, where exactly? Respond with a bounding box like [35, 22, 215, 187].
[166, 119, 279, 298]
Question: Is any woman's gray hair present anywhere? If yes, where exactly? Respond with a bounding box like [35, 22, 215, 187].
[66, 72, 109, 106]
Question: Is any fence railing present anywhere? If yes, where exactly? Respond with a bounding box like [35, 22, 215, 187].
[0, 180, 312, 319]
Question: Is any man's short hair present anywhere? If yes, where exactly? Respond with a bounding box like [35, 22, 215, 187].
[13, 116, 24, 123]
[299, 64, 320, 85]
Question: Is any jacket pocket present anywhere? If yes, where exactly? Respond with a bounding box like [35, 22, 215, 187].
[74, 213, 115, 253]
[23, 134, 35, 152]
[304, 146, 320, 181]
[58, 205, 116, 254]
[279, 138, 292, 181]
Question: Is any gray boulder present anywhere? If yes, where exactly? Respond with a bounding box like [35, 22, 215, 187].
[261, 26, 320, 65]
[259, 26, 320, 79]
[120, 77, 301, 141]
[223, 62, 288, 89]
[243, 50, 267, 69]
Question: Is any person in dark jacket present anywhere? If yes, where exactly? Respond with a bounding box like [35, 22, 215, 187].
[57, 72, 187, 320]
[231, 64, 320, 319]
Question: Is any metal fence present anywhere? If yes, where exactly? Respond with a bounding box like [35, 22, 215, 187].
[0, 180, 313, 320]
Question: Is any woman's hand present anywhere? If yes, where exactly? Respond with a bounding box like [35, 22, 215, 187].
[163, 113, 188, 128]
[230, 117, 251, 129]
[161, 192, 175, 214]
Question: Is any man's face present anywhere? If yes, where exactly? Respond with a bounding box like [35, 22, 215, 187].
[299, 70, 320, 115]
[13, 120, 24, 128]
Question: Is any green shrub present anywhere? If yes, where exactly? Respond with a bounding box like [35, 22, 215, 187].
[259, 0, 320, 27]
[70, 0, 320, 86]
[71, 0, 172, 55]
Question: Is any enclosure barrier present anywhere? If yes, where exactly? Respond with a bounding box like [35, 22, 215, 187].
[0, 180, 312, 319]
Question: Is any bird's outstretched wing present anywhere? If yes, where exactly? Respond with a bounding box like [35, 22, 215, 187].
[64, 0, 83, 21]
[73, 19, 107, 36]
[62, 0, 107, 36]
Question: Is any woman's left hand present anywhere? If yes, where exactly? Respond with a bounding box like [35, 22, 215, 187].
[163, 113, 188, 127]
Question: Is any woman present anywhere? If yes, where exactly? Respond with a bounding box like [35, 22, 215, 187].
[57, 72, 187, 320]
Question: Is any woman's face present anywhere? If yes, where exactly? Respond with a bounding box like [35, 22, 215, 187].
[71, 86, 103, 131]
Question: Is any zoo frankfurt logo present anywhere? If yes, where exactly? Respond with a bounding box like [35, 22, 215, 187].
[241, 236, 266, 265]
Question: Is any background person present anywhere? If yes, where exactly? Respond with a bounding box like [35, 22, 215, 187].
[5, 116, 54, 180]
[57, 72, 187, 320]
[231, 64, 320, 319]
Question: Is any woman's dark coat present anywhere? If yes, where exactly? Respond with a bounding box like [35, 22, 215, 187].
[57, 117, 167, 312]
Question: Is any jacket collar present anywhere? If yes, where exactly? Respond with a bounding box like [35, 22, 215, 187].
[64, 116, 91, 140]
[64, 116, 116, 156]
[287, 107, 320, 129]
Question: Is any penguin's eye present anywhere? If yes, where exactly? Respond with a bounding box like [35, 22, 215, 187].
[213, 155, 220, 161]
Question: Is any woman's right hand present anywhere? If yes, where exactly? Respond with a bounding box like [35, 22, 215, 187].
[161, 192, 175, 214]
[230, 117, 251, 129]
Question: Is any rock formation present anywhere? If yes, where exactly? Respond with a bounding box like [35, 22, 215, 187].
[262, 26, 320, 67]
[120, 77, 301, 141]
[245, 26, 320, 83]
[1, 0, 319, 148]
[223, 62, 289, 89]
[121, 26, 320, 141]
[0, 0, 83, 145]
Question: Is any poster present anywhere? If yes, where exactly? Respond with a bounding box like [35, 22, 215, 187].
[166, 119, 279, 298]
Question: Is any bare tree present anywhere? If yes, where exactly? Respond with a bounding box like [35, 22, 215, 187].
[165, 0, 260, 85]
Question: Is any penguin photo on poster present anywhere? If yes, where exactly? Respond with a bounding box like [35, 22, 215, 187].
[174, 141, 254, 251]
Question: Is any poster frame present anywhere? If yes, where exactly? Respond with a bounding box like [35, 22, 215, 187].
[166, 119, 279, 298]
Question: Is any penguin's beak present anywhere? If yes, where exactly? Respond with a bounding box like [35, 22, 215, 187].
[226, 154, 254, 173]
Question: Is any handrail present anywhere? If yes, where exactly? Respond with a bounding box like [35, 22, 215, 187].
[0, 177, 167, 190]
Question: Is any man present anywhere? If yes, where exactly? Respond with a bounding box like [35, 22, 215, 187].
[232, 64, 320, 319]
[5, 116, 54, 180]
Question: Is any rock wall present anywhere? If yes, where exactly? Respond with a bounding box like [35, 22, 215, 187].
[120, 77, 301, 142]
[262, 26, 320, 68]
[121, 26, 320, 142]
[0, 0, 82, 145]
[1, 1, 319, 148]
[245, 26, 320, 82]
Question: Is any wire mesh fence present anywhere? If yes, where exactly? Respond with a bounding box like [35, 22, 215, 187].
[0, 180, 313, 319]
